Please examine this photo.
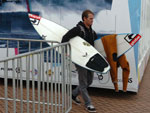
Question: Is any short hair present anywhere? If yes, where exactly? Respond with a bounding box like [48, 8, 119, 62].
[82, 9, 94, 21]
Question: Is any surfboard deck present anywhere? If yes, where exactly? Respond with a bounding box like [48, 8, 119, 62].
[28, 13, 110, 74]
[94, 34, 141, 58]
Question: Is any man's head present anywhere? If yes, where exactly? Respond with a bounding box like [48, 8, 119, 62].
[82, 9, 94, 28]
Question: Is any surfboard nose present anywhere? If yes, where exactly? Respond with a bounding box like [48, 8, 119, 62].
[86, 53, 110, 73]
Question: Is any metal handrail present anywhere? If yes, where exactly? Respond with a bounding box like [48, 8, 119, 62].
[0, 42, 70, 62]
[0, 37, 59, 43]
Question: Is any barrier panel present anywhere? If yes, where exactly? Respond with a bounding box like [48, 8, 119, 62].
[0, 40, 72, 113]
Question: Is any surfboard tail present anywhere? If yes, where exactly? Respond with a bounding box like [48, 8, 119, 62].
[86, 53, 110, 73]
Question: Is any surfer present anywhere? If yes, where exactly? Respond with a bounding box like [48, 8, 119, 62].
[61, 9, 97, 112]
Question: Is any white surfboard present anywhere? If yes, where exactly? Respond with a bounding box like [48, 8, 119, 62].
[28, 14, 110, 74]
[94, 34, 141, 57]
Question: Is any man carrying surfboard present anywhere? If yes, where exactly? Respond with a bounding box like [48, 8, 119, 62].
[61, 9, 97, 113]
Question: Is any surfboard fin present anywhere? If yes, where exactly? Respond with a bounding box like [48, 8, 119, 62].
[86, 53, 109, 73]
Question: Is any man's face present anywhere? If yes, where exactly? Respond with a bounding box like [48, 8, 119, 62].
[84, 13, 94, 27]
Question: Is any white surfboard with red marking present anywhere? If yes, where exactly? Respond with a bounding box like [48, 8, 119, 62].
[94, 34, 141, 58]
[28, 13, 110, 74]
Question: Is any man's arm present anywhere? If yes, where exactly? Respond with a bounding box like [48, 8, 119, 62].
[61, 26, 80, 43]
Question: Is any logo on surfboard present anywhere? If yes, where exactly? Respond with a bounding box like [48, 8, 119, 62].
[124, 34, 141, 46]
[29, 14, 41, 25]
[83, 42, 91, 46]
[41, 35, 47, 39]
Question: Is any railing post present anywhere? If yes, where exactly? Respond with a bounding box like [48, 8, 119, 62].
[61, 45, 66, 113]
[4, 61, 8, 113]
